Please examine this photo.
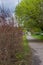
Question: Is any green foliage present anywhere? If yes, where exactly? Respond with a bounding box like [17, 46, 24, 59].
[15, 0, 43, 32]
[32, 34, 43, 40]
[23, 35, 29, 53]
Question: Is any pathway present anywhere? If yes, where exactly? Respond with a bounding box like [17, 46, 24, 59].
[27, 35, 43, 65]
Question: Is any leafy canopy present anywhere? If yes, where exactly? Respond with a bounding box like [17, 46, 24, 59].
[15, 0, 43, 32]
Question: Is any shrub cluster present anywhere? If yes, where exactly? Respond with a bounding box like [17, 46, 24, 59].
[0, 25, 23, 65]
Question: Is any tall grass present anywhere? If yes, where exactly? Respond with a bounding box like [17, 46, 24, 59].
[0, 25, 32, 65]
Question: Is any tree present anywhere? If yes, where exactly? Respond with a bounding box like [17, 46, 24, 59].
[15, 0, 43, 32]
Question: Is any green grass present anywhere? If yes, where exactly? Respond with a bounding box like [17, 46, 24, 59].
[16, 34, 30, 59]
[15, 34, 32, 65]
[23, 34, 30, 53]
[32, 34, 43, 40]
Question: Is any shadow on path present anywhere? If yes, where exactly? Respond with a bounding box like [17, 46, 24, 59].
[28, 39, 43, 42]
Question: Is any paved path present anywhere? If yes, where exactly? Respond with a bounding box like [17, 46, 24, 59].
[27, 35, 43, 65]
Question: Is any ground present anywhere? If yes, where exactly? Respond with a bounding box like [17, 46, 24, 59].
[27, 35, 43, 65]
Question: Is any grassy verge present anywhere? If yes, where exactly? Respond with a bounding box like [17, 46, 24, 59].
[15, 34, 32, 65]
[32, 34, 43, 40]
[23, 34, 30, 53]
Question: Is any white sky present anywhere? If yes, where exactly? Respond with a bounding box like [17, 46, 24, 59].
[0, 0, 18, 6]
[0, 0, 21, 12]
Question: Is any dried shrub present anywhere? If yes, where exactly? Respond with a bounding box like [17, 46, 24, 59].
[0, 25, 23, 65]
